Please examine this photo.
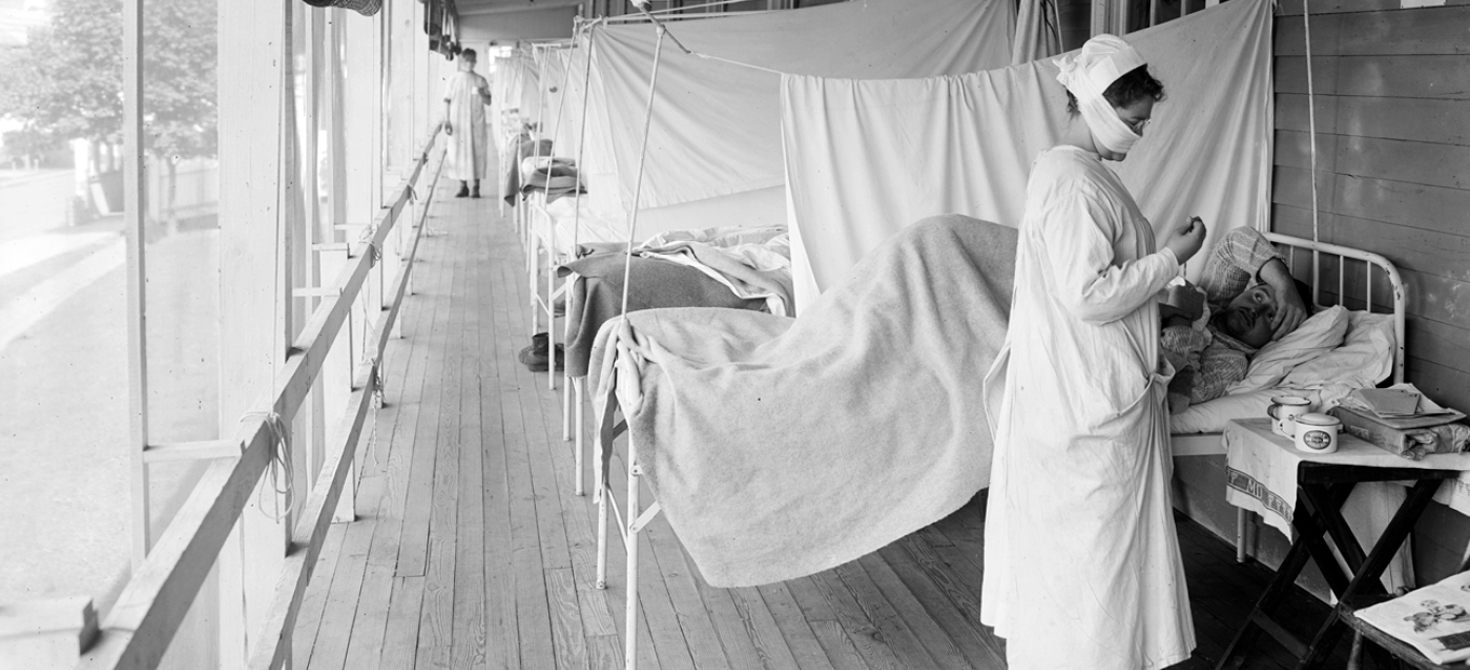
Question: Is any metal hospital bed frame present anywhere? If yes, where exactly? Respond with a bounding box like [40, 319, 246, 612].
[579, 230, 1406, 670]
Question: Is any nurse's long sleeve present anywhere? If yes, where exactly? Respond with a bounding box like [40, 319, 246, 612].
[1041, 191, 1180, 324]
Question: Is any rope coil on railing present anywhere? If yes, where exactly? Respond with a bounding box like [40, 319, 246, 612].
[240, 411, 295, 522]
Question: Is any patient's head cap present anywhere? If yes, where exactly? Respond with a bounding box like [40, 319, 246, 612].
[1056, 34, 1146, 102]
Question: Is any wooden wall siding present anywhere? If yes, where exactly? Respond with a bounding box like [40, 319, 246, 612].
[1272, 0, 1470, 582]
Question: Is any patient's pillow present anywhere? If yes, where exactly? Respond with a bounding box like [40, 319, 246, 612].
[1226, 305, 1349, 394]
[1281, 310, 1395, 389]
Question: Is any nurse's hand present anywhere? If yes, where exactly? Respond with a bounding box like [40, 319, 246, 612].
[443, 121, 453, 136]
[1164, 216, 1207, 265]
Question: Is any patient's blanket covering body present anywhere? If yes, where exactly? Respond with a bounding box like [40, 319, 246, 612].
[591, 215, 1014, 588]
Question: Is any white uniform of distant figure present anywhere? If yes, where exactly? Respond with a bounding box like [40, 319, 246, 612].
[981, 34, 1209, 669]
[442, 48, 491, 197]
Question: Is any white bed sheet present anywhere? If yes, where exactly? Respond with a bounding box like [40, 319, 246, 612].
[1171, 310, 1396, 434]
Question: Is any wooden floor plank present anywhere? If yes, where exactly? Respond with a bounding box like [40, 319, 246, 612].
[395, 243, 453, 577]
[833, 558, 940, 670]
[727, 585, 803, 670]
[495, 260, 558, 670]
[757, 582, 838, 670]
[808, 569, 904, 670]
[482, 235, 522, 670]
[875, 542, 1004, 669]
[379, 575, 427, 670]
[783, 577, 873, 670]
[337, 230, 448, 670]
[304, 486, 380, 669]
[451, 223, 489, 670]
[541, 378, 619, 640]
[854, 552, 968, 670]
[641, 525, 732, 670]
[894, 534, 1005, 664]
[293, 522, 348, 669]
[546, 567, 590, 670]
[415, 214, 468, 670]
[505, 259, 593, 670]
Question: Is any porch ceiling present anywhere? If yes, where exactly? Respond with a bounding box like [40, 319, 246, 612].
[455, 0, 585, 17]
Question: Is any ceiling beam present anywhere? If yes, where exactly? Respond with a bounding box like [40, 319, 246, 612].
[458, 0, 585, 16]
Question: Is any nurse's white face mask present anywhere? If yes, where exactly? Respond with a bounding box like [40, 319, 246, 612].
[1056, 34, 1147, 156]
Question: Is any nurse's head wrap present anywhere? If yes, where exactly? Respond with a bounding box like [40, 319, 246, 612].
[1056, 34, 1147, 155]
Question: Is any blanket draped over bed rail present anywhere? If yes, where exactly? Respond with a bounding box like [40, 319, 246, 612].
[590, 215, 1015, 587]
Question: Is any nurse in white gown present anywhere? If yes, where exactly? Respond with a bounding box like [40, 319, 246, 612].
[980, 35, 1208, 669]
[442, 48, 492, 198]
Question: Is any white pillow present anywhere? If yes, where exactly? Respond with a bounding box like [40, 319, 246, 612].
[1170, 387, 1326, 434]
[1226, 305, 1350, 394]
[1280, 310, 1395, 390]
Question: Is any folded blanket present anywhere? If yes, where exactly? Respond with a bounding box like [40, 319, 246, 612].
[638, 235, 794, 316]
[500, 138, 555, 206]
[559, 253, 767, 377]
[590, 215, 1016, 587]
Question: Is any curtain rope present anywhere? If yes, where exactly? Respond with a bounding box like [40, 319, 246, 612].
[241, 410, 296, 523]
[630, 1, 792, 77]
[618, 28, 667, 320]
[1303, 0, 1322, 304]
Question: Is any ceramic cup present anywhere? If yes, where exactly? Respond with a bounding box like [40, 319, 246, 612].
[1267, 396, 1312, 438]
[1294, 413, 1341, 454]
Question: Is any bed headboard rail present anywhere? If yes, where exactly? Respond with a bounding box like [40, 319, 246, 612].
[1261, 232, 1406, 385]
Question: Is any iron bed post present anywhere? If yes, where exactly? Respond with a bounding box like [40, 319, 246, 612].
[625, 450, 642, 670]
[596, 444, 610, 588]
[563, 272, 579, 442]
[547, 199, 558, 390]
[574, 377, 586, 495]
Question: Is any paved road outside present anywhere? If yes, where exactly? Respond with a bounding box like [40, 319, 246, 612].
[0, 170, 218, 610]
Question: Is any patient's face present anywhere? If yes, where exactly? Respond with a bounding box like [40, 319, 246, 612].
[1228, 283, 1278, 317]
[1214, 303, 1274, 348]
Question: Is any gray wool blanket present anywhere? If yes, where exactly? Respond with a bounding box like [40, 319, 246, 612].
[590, 215, 1016, 587]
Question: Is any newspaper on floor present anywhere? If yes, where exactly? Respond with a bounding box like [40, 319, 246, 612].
[1354, 570, 1470, 664]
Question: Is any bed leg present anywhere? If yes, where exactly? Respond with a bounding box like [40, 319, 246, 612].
[562, 279, 575, 440]
[547, 251, 557, 391]
[574, 378, 585, 496]
[1236, 508, 1247, 563]
[562, 371, 572, 441]
[625, 458, 641, 670]
[596, 463, 609, 588]
[527, 233, 538, 339]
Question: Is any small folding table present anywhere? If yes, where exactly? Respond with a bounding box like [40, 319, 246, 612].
[1214, 418, 1469, 669]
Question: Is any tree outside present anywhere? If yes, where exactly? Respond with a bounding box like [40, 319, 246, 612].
[0, 0, 217, 223]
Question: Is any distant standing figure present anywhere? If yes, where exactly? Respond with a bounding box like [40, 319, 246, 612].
[443, 48, 492, 198]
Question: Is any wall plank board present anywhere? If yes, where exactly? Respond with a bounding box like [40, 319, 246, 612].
[1275, 130, 1470, 190]
[1268, 1, 1470, 584]
[1400, 268, 1470, 330]
[1275, 6, 1470, 56]
[1414, 502, 1470, 583]
[1276, 94, 1470, 146]
[1406, 315, 1470, 372]
[1276, 55, 1470, 99]
[1273, 166, 1470, 237]
[1406, 356, 1470, 416]
[1270, 205, 1470, 282]
[1278, 0, 1470, 16]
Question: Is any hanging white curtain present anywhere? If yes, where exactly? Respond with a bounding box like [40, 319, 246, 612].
[1011, 0, 1062, 64]
[589, 0, 1017, 213]
[781, 0, 1275, 310]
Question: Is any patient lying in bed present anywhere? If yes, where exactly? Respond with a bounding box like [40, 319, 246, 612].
[1161, 227, 1310, 414]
